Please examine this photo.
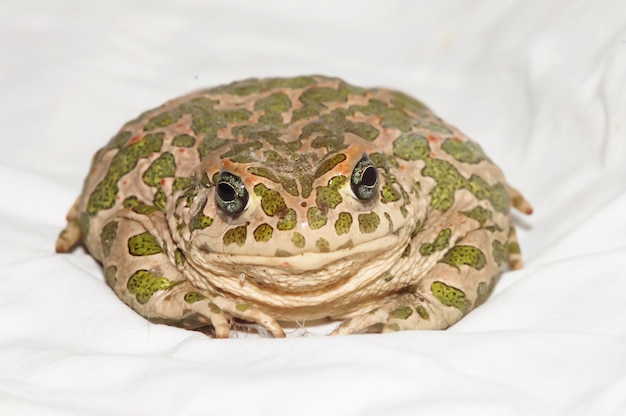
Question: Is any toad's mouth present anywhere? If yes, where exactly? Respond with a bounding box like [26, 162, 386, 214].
[190, 230, 402, 271]
[184, 231, 406, 299]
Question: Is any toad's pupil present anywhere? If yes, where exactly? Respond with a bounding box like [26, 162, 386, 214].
[217, 183, 236, 202]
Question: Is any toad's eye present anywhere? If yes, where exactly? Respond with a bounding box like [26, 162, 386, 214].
[351, 155, 379, 201]
[215, 172, 248, 216]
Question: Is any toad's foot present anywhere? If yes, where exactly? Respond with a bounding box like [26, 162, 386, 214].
[147, 282, 286, 338]
[330, 292, 456, 335]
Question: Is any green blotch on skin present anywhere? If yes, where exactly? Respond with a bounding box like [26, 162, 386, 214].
[276, 208, 297, 231]
[153, 187, 166, 211]
[104, 265, 117, 287]
[489, 183, 511, 214]
[311, 81, 362, 105]
[381, 183, 401, 204]
[143, 111, 179, 131]
[334, 212, 353, 236]
[208, 302, 222, 313]
[475, 280, 496, 307]
[292, 85, 350, 122]
[314, 154, 347, 179]
[508, 240, 521, 255]
[235, 125, 295, 152]
[416, 305, 430, 320]
[411, 220, 423, 238]
[189, 210, 213, 231]
[87, 133, 164, 215]
[123, 196, 144, 210]
[370, 152, 399, 172]
[254, 223, 274, 242]
[390, 91, 429, 116]
[441, 138, 490, 164]
[316, 238, 330, 252]
[461, 206, 493, 228]
[248, 166, 279, 182]
[431, 281, 470, 313]
[128, 232, 163, 256]
[127, 269, 175, 304]
[465, 175, 497, 207]
[316, 175, 346, 209]
[419, 228, 451, 256]
[255, 91, 292, 112]
[131, 203, 158, 215]
[358, 212, 380, 234]
[100, 221, 118, 258]
[300, 109, 351, 155]
[254, 183, 288, 216]
[172, 177, 193, 192]
[485, 224, 503, 233]
[174, 249, 185, 267]
[348, 122, 379, 142]
[417, 120, 453, 135]
[122, 196, 139, 207]
[198, 136, 232, 161]
[392, 133, 430, 160]
[401, 244, 411, 258]
[350, 99, 415, 132]
[184, 292, 206, 304]
[386, 323, 401, 332]
[492, 240, 508, 267]
[383, 272, 394, 282]
[236, 303, 251, 312]
[307, 207, 328, 230]
[248, 167, 299, 197]
[292, 232, 305, 248]
[255, 92, 292, 124]
[172, 134, 196, 147]
[391, 306, 413, 320]
[223, 224, 248, 246]
[302, 106, 374, 152]
[422, 159, 465, 211]
[465, 175, 510, 214]
[440, 245, 487, 270]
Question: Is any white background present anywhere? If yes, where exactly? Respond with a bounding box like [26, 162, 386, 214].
[1, 1, 625, 415]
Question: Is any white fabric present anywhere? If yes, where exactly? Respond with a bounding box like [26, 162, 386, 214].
[2, 1, 625, 414]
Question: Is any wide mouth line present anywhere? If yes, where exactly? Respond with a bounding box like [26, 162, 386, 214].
[193, 226, 406, 257]
[189, 235, 403, 276]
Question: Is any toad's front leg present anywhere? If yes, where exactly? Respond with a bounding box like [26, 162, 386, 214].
[101, 210, 285, 338]
[332, 226, 504, 335]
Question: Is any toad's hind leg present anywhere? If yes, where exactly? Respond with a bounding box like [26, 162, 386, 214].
[55, 198, 82, 253]
[506, 184, 532, 270]
[507, 184, 533, 215]
[332, 227, 502, 335]
[103, 212, 285, 338]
